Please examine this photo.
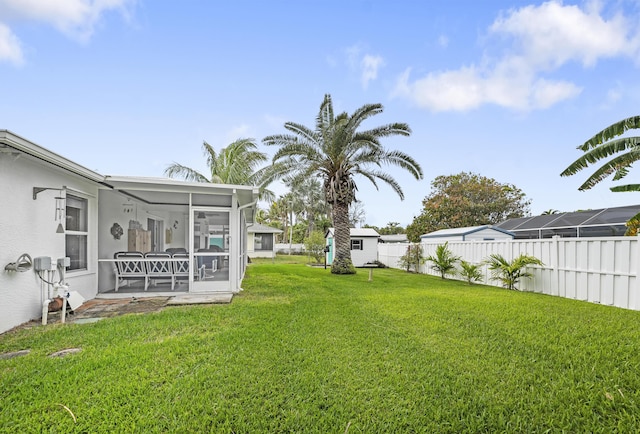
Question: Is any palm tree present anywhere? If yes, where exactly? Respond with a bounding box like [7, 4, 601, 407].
[484, 254, 543, 290]
[425, 242, 460, 279]
[561, 116, 640, 192]
[263, 94, 423, 274]
[541, 209, 559, 215]
[288, 178, 330, 237]
[165, 138, 273, 200]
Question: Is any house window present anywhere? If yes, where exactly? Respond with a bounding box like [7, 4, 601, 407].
[65, 195, 88, 271]
[350, 239, 363, 250]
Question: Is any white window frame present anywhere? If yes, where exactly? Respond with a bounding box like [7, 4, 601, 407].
[65, 194, 88, 272]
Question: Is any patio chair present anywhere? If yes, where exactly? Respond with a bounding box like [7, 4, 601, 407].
[196, 248, 219, 280]
[114, 251, 148, 291]
[166, 247, 187, 256]
[145, 252, 175, 290]
[171, 252, 196, 284]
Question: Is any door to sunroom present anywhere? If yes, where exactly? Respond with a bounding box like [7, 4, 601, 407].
[191, 209, 232, 292]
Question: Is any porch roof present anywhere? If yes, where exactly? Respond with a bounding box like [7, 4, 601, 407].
[103, 176, 259, 210]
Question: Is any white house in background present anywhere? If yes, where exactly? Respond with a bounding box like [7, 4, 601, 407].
[420, 225, 515, 242]
[325, 228, 380, 267]
[0, 130, 258, 334]
[247, 223, 283, 258]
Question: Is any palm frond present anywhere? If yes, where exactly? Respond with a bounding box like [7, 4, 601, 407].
[575, 149, 640, 190]
[580, 116, 640, 150]
[610, 184, 640, 192]
[164, 163, 209, 183]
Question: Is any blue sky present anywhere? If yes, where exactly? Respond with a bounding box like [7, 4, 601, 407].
[2, 0, 640, 227]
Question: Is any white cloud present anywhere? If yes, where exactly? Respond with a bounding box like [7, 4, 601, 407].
[394, 1, 640, 112]
[0, 0, 134, 64]
[361, 54, 384, 89]
[343, 44, 385, 89]
[0, 22, 22, 65]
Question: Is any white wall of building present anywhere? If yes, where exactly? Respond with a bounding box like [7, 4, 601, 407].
[0, 152, 99, 333]
[350, 237, 379, 267]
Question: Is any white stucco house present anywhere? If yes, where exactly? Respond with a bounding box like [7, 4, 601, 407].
[247, 223, 283, 258]
[325, 228, 380, 267]
[420, 225, 515, 242]
[0, 130, 258, 334]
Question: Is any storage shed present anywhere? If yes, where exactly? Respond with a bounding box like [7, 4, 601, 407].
[325, 228, 380, 267]
[247, 223, 283, 258]
[420, 225, 515, 242]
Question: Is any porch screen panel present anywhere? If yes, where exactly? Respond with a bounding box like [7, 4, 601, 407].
[193, 210, 230, 283]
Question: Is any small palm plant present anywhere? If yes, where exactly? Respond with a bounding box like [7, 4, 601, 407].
[484, 254, 543, 290]
[458, 260, 483, 285]
[426, 242, 460, 279]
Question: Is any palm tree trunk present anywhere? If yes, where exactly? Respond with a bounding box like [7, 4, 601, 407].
[331, 201, 356, 274]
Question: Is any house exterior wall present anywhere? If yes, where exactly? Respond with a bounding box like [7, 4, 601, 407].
[422, 228, 513, 243]
[0, 152, 99, 334]
[464, 228, 513, 241]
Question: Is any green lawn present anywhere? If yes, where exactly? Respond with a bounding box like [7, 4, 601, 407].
[2, 258, 640, 432]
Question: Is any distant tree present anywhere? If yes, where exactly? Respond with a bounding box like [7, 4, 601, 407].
[397, 243, 425, 273]
[425, 242, 460, 279]
[263, 94, 423, 274]
[365, 222, 405, 235]
[541, 209, 559, 215]
[349, 200, 366, 228]
[288, 178, 330, 237]
[406, 172, 531, 242]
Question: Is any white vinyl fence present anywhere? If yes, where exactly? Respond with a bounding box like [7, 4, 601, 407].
[378, 236, 640, 311]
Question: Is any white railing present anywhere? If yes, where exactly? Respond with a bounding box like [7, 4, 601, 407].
[378, 236, 640, 310]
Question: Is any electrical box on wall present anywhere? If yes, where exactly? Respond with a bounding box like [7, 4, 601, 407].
[34, 256, 52, 271]
[57, 257, 70, 267]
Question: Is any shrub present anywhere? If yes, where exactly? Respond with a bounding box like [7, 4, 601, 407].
[458, 260, 483, 284]
[484, 253, 543, 290]
[304, 231, 326, 263]
[426, 242, 461, 279]
[397, 243, 425, 273]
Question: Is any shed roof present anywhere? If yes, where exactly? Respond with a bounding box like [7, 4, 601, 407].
[247, 223, 283, 234]
[420, 225, 514, 239]
[325, 228, 380, 238]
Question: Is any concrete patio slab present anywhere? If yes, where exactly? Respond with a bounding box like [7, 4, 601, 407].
[166, 293, 234, 305]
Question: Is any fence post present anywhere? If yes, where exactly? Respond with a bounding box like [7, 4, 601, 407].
[635, 235, 640, 310]
[552, 236, 560, 296]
